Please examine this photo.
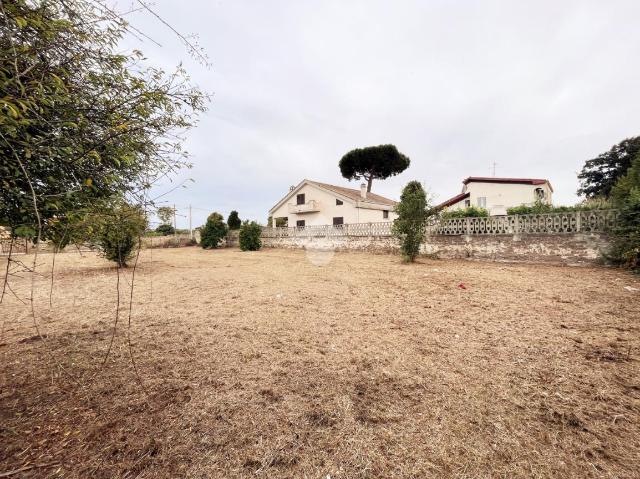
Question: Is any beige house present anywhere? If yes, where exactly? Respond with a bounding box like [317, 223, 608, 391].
[438, 177, 553, 216]
[269, 179, 397, 227]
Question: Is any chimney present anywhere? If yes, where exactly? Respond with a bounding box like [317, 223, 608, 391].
[360, 183, 367, 199]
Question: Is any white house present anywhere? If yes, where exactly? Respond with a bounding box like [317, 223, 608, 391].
[268, 179, 398, 227]
[438, 177, 553, 216]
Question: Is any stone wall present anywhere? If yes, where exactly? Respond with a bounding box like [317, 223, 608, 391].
[261, 233, 611, 265]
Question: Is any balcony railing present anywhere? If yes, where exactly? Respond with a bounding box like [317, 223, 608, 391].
[288, 200, 320, 214]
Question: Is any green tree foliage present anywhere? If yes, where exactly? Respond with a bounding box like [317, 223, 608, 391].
[91, 203, 147, 267]
[608, 194, 640, 271]
[506, 199, 613, 215]
[239, 221, 262, 251]
[578, 137, 640, 198]
[339, 144, 410, 192]
[442, 206, 488, 218]
[155, 223, 175, 236]
[392, 181, 430, 262]
[610, 154, 640, 206]
[44, 209, 98, 251]
[200, 212, 227, 249]
[0, 0, 206, 236]
[12, 225, 36, 240]
[157, 207, 175, 226]
[227, 210, 241, 230]
[607, 154, 640, 270]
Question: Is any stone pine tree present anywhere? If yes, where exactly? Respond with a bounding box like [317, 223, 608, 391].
[339, 144, 410, 192]
[392, 181, 430, 263]
[227, 211, 241, 230]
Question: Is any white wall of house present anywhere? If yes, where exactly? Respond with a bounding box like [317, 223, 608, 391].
[269, 183, 396, 227]
[447, 182, 553, 215]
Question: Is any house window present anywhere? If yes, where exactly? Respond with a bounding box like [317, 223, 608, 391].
[383, 210, 389, 219]
[535, 188, 546, 201]
[296, 220, 305, 227]
[332, 217, 344, 226]
[336, 199, 343, 205]
[477, 197, 487, 208]
[464, 199, 471, 207]
[296, 193, 305, 205]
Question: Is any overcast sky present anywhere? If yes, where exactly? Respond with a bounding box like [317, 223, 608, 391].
[119, 0, 640, 228]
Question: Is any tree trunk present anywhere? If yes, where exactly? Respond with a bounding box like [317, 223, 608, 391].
[367, 175, 373, 192]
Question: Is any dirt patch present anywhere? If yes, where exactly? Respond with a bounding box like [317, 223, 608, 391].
[1, 247, 639, 478]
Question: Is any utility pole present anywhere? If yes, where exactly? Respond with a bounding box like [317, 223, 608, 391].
[173, 204, 177, 237]
[492, 161, 498, 177]
[188, 205, 192, 239]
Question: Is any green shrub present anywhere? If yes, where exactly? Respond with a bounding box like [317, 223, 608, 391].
[155, 223, 175, 235]
[392, 181, 432, 262]
[227, 210, 241, 230]
[239, 221, 262, 251]
[200, 212, 228, 249]
[442, 206, 488, 218]
[507, 201, 554, 215]
[94, 204, 147, 267]
[607, 155, 640, 271]
[12, 225, 37, 240]
[607, 191, 640, 271]
[507, 199, 614, 216]
[573, 197, 613, 211]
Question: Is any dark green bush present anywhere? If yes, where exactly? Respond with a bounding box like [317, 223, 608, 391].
[506, 199, 613, 216]
[392, 181, 432, 262]
[12, 225, 37, 240]
[239, 221, 262, 251]
[607, 154, 640, 271]
[227, 210, 241, 230]
[442, 206, 488, 218]
[200, 212, 228, 249]
[607, 193, 640, 271]
[507, 201, 555, 215]
[155, 223, 175, 235]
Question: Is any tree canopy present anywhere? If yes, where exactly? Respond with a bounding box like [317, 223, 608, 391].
[157, 207, 175, 226]
[339, 144, 410, 192]
[227, 210, 241, 230]
[0, 0, 206, 237]
[577, 137, 640, 198]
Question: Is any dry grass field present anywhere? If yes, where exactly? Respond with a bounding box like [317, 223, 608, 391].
[1, 247, 639, 478]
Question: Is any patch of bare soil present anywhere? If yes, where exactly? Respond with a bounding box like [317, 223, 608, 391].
[1, 247, 639, 478]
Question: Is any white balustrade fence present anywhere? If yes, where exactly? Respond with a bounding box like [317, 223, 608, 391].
[261, 210, 618, 238]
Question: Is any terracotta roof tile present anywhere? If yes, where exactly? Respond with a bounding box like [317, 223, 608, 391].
[308, 180, 397, 206]
[463, 177, 553, 191]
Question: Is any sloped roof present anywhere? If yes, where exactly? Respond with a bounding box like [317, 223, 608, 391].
[436, 192, 470, 209]
[307, 180, 397, 206]
[463, 177, 553, 191]
[269, 179, 398, 214]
